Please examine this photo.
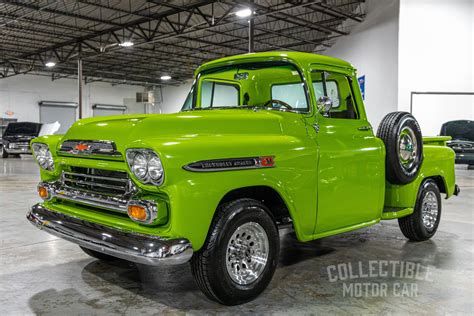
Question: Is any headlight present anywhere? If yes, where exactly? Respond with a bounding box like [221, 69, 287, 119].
[126, 149, 164, 185]
[31, 143, 54, 171]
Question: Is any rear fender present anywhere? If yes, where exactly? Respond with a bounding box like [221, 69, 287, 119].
[384, 144, 456, 208]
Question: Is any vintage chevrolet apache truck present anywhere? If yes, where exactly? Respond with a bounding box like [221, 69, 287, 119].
[27, 52, 459, 305]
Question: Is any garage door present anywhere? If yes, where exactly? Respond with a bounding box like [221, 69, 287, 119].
[39, 101, 77, 134]
[93, 104, 127, 117]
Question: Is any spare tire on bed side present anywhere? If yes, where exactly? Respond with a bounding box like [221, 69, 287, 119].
[377, 112, 423, 184]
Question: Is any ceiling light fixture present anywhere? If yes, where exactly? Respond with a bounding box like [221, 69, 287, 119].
[119, 41, 134, 47]
[160, 75, 171, 80]
[45, 61, 56, 68]
[235, 8, 252, 18]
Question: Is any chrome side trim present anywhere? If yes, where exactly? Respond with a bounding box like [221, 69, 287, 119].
[27, 204, 193, 266]
[183, 156, 275, 172]
[41, 181, 131, 213]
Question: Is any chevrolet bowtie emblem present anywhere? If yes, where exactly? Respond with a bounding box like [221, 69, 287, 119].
[74, 143, 90, 151]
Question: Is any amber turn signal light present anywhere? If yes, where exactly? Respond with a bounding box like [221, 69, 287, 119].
[128, 205, 148, 221]
[127, 201, 158, 225]
[38, 186, 49, 200]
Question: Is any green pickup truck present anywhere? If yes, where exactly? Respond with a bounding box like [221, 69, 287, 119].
[27, 52, 459, 305]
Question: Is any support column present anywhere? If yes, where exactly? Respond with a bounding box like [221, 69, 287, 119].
[248, 16, 254, 53]
[78, 44, 83, 119]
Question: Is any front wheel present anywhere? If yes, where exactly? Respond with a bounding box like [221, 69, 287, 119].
[191, 198, 279, 305]
[398, 180, 441, 241]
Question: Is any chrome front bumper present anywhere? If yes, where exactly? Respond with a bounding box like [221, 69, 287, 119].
[27, 204, 193, 265]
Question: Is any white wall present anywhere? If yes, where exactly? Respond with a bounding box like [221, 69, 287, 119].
[0, 75, 143, 122]
[158, 81, 193, 113]
[398, 0, 474, 136]
[324, 0, 400, 129]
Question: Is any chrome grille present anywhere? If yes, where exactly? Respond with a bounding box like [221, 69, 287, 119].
[9, 142, 30, 149]
[62, 167, 131, 196]
[59, 140, 121, 157]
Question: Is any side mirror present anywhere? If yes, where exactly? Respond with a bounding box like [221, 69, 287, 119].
[317, 96, 333, 115]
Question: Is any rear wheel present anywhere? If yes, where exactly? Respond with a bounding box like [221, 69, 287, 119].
[191, 198, 279, 305]
[398, 180, 441, 241]
[377, 112, 423, 184]
[0, 145, 8, 158]
[80, 246, 118, 261]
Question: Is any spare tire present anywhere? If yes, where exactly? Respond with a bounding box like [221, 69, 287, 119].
[377, 112, 423, 184]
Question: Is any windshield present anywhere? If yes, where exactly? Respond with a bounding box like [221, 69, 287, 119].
[440, 120, 474, 142]
[3, 122, 42, 137]
[181, 61, 309, 112]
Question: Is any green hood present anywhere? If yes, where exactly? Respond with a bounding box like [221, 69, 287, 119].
[61, 109, 284, 153]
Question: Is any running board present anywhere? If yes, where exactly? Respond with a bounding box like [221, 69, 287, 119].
[381, 207, 414, 220]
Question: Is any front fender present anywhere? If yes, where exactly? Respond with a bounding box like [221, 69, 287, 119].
[136, 134, 318, 251]
[31, 134, 64, 181]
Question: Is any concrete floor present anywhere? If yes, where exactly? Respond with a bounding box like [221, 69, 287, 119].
[0, 157, 473, 315]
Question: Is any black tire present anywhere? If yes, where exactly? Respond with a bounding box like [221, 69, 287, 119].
[377, 112, 423, 184]
[0, 145, 8, 158]
[398, 180, 441, 241]
[191, 198, 279, 305]
[80, 246, 118, 261]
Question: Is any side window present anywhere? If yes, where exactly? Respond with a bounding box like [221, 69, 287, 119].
[312, 71, 358, 119]
[271, 83, 308, 110]
[201, 80, 239, 108]
[313, 81, 340, 108]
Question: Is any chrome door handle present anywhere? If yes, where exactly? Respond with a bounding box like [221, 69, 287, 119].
[357, 126, 372, 131]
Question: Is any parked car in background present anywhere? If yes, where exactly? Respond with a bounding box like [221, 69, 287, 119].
[1, 122, 42, 158]
[440, 120, 474, 168]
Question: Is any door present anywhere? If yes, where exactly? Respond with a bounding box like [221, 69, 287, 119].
[39, 101, 77, 134]
[309, 70, 385, 234]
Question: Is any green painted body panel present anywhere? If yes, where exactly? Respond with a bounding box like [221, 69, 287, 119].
[384, 142, 456, 208]
[30, 52, 456, 251]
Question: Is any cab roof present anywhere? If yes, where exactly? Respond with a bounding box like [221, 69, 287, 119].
[195, 51, 354, 76]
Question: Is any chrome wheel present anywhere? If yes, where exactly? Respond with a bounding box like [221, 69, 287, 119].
[421, 191, 438, 230]
[225, 222, 269, 285]
[398, 126, 418, 170]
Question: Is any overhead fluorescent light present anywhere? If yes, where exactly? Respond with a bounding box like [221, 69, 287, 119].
[160, 75, 171, 80]
[235, 8, 252, 18]
[45, 61, 56, 68]
[119, 41, 134, 47]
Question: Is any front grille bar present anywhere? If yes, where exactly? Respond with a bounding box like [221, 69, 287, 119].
[44, 181, 134, 213]
[63, 171, 129, 183]
[51, 168, 138, 213]
[63, 177, 126, 191]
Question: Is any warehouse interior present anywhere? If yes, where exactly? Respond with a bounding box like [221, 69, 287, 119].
[1, 0, 473, 314]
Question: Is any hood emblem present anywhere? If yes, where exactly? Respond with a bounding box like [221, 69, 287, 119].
[59, 140, 120, 157]
[74, 143, 90, 152]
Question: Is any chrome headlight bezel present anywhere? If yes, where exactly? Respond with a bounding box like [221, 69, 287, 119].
[126, 149, 164, 186]
[31, 143, 54, 171]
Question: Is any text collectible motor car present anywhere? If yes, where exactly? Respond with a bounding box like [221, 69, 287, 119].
[27, 52, 459, 305]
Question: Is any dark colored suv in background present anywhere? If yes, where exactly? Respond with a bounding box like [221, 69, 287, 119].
[1, 122, 42, 158]
[440, 120, 474, 168]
